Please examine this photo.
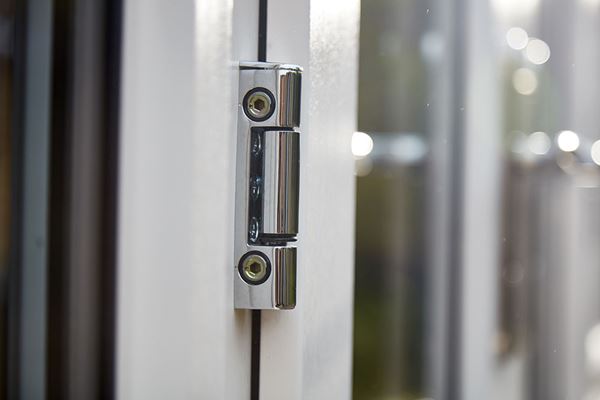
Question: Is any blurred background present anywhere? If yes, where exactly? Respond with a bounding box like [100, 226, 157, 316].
[352, 0, 600, 399]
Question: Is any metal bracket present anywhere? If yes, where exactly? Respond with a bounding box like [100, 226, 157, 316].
[234, 62, 303, 309]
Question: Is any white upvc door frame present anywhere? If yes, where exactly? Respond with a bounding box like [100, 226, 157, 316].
[116, 1, 359, 399]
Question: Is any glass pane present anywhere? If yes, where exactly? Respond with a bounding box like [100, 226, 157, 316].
[354, 1, 431, 398]
[353, 0, 600, 399]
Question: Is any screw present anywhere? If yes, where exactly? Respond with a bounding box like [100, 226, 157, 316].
[240, 253, 269, 284]
[244, 89, 274, 120]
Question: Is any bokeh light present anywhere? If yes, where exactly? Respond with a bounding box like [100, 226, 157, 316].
[506, 27, 529, 50]
[526, 38, 551, 65]
[591, 140, 600, 166]
[557, 130, 580, 152]
[352, 131, 374, 157]
[527, 131, 551, 155]
[491, 0, 540, 20]
[512, 68, 538, 95]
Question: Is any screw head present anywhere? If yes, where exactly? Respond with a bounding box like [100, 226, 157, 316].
[239, 252, 271, 285]
[243, 88, 275, 121]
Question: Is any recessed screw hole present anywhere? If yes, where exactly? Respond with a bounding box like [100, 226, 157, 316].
[249, 262, 261, 274]
[244, 89, 274, 120]
[253, 98, 266, 111]
[240, 253, 269, 284]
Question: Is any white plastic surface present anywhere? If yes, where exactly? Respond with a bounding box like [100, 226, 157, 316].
[117, 0, 358, 398]
[260, 1, 360, 399]
[117, 1, 249, 398]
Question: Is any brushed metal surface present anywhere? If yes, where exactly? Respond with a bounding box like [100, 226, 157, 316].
[260, 1, 359, 399]
[117, 1, 250, 399]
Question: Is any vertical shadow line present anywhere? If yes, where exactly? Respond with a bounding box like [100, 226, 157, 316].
[251, 3, 267, 400]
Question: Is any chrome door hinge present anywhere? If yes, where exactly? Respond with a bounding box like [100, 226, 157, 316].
[234, 62, 302, 310]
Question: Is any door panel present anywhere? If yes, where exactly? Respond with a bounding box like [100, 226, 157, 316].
[260, 1, 359, 399]
[117, 1, 359, 398]
[117, 1, 249, 398]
